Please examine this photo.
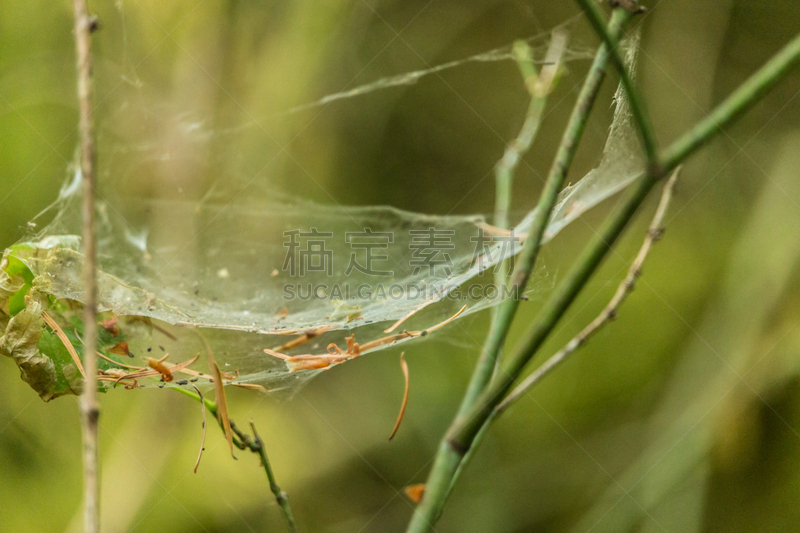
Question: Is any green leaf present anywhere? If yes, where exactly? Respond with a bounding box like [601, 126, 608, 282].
[37, 330, 83, 397]
[0, 297, 61, 401]
[0, 261, 24, 303]
[5, 255, 35, 285]
[8, 283, 31, 317]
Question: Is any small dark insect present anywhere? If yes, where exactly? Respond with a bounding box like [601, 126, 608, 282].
[190, 378, 199, 382]
[176, 380, 188, 385]
[147, 347, 152, 352]
[159, 345, 165, 351]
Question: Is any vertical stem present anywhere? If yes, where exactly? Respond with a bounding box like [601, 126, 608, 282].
[72, 2, 99, 532]
[456, 5, 632, 453]
[171, 387, 299, 532]
[406, 9, 633, 533]
[574, 0, 659, 166]
[250, 421, 299, 533]
[448, 26, 800, 451]
[494, 41, 542, 239]
[450, 173, 660, 448]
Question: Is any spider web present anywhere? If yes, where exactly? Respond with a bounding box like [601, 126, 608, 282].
[1, 13, 644, 395]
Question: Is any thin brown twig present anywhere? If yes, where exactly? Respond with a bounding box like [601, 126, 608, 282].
[495, 167, 680, 415]
[95, 351, 143, 370]
[72, 1, 99, 531]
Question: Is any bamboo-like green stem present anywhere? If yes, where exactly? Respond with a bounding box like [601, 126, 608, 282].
[449, 27, 800, 461]
[73, 2, 99, 532]
[250, 421, 299, 533]
[660, 30, 800, 171]
[406, 9, 633, 533]
[172, 387, 299, 532]
[408, 21, 800, 533]
[170, 384, 219, 416]
[495, 168, 679, 415]
[494, 35, 567, 287]
[494, 36, 562, 233]
[456, 7, 632, 423]
[493, 42, 541, 245]
[416, 171, 658, 533]
[575, 0, 659, 167]
[445, 32, 568, 507]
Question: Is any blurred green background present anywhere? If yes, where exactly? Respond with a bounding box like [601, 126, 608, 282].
[3, 1, 800, 531]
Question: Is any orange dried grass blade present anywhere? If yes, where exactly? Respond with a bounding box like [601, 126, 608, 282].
[113, 354, 200, 383]
[272, 326, 331, 353]
[287, 357, 336, 371]
[41, 311, 85, 377]
[423, 305, 467, 334]
[384, 299, 435, 333]
[358, 331, 415, 352]
[232, 383, 268, 392]
[210, 360, 236, 459]
[263, 306, 469, 372]
[95, 351, 145, 370]
[388, 353, 409, 441]
[163, 353, 200, 374]
[345, 335, 360, 356]
[196, 332, 236, 459]
[263, 347, 292, 360]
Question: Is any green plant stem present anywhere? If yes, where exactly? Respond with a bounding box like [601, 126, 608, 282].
[457, 6, 632, 420]
[406, 9, 633, 533]
[449, 26, 800, 472]
[170, 384, 219, 416]
[661, 30, 800, 171]
[575, 0, 659, 167]
[495, 168, 679, 415]
[171, 387, 298, 533]
[494, 36, 561, 232]
[417, 171, 658, 533]
[249, 421, 299, 533]
[408, 23, 800, 533]
[494, 45, 541, 240]
[494, 36, 566, 287]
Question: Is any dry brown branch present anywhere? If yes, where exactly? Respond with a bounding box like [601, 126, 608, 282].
[72, 0, 100, 530]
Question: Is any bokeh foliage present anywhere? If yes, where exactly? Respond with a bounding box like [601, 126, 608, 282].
[2, 1, 800, 531]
